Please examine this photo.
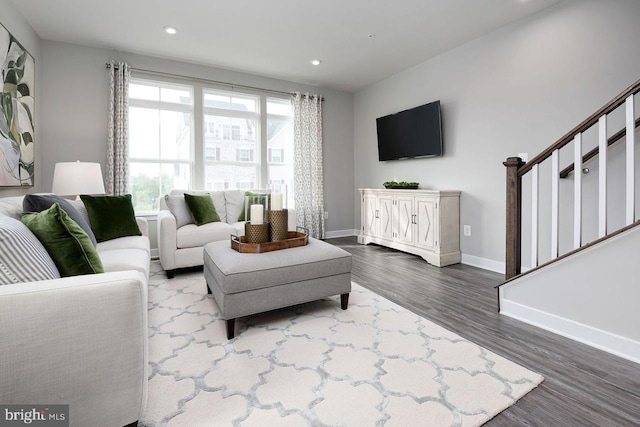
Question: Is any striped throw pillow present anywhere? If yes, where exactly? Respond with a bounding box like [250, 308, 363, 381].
[0, 216, 60, 285]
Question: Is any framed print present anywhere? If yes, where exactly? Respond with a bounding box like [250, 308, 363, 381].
[0, 22, 34, 186]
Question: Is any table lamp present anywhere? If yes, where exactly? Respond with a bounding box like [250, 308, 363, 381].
[52, 161, 106, 199]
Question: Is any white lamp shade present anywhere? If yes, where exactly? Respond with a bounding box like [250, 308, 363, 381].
[52, 162, 106, 196]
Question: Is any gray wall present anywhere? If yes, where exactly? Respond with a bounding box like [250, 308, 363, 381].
[353, 0, 640, 268]
[39, 41, 355, 239]
[0, 0, 42, 195]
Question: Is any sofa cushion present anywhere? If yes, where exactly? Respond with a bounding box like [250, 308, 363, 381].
[21, 203, 104, 277]
[80, 194, 141, 242]
[184, 193, 221, 225]
[99, 248, 150, 277]
[97, 235, 151, 255]
[0, 215, 60, 284]
[23, 194, 98, 247]
[177, 221, 236, 249]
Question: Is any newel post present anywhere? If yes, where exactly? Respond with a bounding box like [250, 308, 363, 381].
[504, 157, 525, 280]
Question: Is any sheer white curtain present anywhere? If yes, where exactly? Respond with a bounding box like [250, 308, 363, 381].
[292, 92, 325, 239]
[106, 61, 130, 195]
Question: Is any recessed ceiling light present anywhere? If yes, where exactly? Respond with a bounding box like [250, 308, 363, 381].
[368, 33, 376, 38]
[164, 26, 178, 35]
[311, 59, 321, 66]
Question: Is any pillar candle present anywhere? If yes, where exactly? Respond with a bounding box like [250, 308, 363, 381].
[271, 192, 283, 210]
[250, 204, 264, 225]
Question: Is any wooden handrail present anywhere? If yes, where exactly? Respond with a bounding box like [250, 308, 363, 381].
[559, 117, 640, 178]
[518, 78, 640, 177]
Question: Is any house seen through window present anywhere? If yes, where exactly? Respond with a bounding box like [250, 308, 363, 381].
[127, 79, 294, 211]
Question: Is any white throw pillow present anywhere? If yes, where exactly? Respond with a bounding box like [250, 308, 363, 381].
[224, 190, 245, 223]
[209, 191, 227, 223]
[0, 216, 61, 285]
[164, 195, 194, 228]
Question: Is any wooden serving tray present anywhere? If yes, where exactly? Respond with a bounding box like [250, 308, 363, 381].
[231, 231, 308, 253]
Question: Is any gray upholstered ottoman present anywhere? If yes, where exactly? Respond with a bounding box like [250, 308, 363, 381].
[203, 238, 352, 338]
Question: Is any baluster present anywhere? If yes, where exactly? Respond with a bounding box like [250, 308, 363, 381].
[551, 149, 559, 258]
[574, 133, 582, 249]
[531, 164, 539, 268]
[598, 115, 607, 237]
[626, 95, 635, 225]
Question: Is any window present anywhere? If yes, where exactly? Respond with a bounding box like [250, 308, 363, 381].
[205, 147, 221, 161]
[203, 89, 260, 192]
[128, 80, 294, 211]
[236, 148, 253, 162]
[268, 148, 284, 163]
[236, 181, 254, 190]
[128, 80, 193, 211]
[267, 97, 294, 208]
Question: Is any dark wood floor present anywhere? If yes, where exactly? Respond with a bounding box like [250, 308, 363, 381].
[328, 237, 640, 427]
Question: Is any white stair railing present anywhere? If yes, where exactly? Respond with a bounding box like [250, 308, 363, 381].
[504, 78, 640, 280]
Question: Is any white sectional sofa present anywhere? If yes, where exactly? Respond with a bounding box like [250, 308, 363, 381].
[0, 195, 149, 427]
[158, 189, 296, 278]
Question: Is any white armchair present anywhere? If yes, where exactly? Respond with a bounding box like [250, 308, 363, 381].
[158, 190, 297, 278]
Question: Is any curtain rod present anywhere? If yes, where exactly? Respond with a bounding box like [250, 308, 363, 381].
[105, 62, 324, 101]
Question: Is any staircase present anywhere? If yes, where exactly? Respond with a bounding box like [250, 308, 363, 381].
[497, 78, 640, 363]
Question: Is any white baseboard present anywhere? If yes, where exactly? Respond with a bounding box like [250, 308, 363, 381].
[500, 299, 640, 364]
[325, 229, 358, 239]
[461, 253, 505, 274]
[151, 248, 159, 259]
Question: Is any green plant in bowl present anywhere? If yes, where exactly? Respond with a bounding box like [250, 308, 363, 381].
[383, 181, 419, 189]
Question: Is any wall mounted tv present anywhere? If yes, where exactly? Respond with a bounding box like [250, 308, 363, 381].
[376, 100, 443, 161]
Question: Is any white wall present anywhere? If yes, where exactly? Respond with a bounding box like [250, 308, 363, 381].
[38, 41, 355, 241]
[354, 0, 640, 269]
[0, 0, 42, 195]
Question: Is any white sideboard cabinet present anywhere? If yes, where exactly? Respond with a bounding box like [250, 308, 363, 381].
[357, 188, 461, 267]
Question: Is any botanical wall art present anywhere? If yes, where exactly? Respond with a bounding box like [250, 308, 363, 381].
[0, 23, 34, 186]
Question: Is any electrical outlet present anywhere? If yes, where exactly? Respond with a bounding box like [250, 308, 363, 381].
[463, 225, 471, 236]
[517, 152, 529, 162]
[324, 211, 329, 219]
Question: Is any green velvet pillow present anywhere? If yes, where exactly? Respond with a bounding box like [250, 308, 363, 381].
[80, 194, 141, 242]
[238, 191, 271, 221]
[184, 193, 220, 226]
[21, 203, 104, 277]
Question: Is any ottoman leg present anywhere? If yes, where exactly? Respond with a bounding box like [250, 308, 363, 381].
[226, 319, 236, 339]
[341, 293, 349, 310]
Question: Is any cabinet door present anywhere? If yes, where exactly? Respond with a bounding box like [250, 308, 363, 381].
[378, 196, 394, 240]
[415, 197, 436, 250]
[363, 195, 377, 236]
[396, 196, 414, 245]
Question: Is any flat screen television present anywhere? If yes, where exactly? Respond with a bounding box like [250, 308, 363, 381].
[376, 100, 443, 161]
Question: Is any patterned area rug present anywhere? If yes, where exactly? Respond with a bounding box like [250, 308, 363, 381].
[141, 263, 542, 426]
